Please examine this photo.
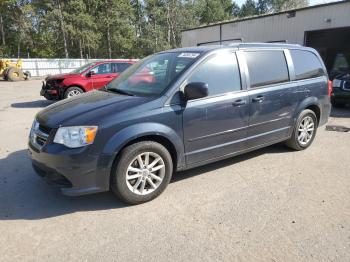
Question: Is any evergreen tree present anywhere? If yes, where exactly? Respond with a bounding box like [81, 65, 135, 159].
[198, 0, 233, 24]
[0, 0, 302, 58]
[269, 0, 308, 11]
[239, 0, 258, 17]
[256, 0, 270, 14]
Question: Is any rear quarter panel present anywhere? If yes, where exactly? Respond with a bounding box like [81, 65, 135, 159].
[287, 48, 331, 128]
[290, 76, 331, 129]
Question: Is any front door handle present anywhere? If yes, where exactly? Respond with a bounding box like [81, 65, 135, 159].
[232, 99, 246, 106]
[252, 95, 264, 103]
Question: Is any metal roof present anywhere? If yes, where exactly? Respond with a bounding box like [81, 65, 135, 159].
[182, 0, 349, 32]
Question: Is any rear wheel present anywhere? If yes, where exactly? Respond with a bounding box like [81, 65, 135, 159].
[285, 109, 317, 151]
[6, 67, 24, 81]
[111, 141, 173, 205]
[64, 86, 84, 99]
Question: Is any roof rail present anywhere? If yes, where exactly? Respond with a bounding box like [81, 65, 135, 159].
[237, 42, 301, 48]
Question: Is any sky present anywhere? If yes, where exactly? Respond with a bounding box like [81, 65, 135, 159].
[235, 0, 342, 7]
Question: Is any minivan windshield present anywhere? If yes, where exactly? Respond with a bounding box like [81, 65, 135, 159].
[71, 62, 94, 74]
[105, 52, 199, 97]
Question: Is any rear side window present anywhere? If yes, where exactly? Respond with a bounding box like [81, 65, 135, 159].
[111, 63, 132, 73]
[117, 63, 132, 72]
[187, 52, 241, 96]
[290, 50, 325, 80]
[245, 50, 289, 88]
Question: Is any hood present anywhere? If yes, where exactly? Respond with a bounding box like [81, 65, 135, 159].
[36, 90, 154, 128]
[46, 73, 79, 80]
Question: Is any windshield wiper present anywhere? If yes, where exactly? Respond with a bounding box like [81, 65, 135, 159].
[105, 87, 135, 96]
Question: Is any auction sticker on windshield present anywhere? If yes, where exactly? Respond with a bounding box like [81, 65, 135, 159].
[178, 53, 200, 58]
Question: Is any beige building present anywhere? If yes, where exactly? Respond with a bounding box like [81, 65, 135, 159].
[181, 0, 350, 75]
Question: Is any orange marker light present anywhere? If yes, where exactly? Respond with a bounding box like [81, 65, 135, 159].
[84, 127, 98, 144]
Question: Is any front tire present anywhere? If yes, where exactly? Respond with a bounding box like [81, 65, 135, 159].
[285, 109, 317, 151]
[64, 86, 84, 99]
[111, 141, 173, 205]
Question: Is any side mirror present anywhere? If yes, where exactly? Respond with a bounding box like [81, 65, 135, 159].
[86, 71, 95, 77]
[184, 82, 208, 101]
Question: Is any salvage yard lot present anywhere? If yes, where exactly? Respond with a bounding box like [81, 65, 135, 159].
[0, 79, 350, 262]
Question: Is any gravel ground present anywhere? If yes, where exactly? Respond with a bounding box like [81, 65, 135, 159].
[0, 79, 350, 262]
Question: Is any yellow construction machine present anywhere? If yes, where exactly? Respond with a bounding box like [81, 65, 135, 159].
[0, 59, 30, 81]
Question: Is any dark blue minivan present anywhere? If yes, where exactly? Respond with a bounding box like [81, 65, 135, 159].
[28, 43, 332, 204]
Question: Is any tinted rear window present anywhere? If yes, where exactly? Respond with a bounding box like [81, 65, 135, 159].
[111, 63, 132, 73]
[245, 51, 289, 88]
[290, 50, 325, 80]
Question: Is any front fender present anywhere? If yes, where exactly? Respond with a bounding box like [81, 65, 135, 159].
[102, 122, 185, 168]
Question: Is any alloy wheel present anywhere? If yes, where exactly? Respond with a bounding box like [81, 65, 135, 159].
[67, 90, 81, 97]
[125, 152, 165, 195]
[297, 116, 315, 146]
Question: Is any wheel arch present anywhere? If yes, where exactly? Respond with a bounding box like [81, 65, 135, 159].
[305, 104, 320, 125]
[102, 123, 185, 172]
[293, 97, 321, 127]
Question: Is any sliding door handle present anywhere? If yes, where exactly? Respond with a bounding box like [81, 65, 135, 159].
[232, 99, 246, 106]
[252, 95, 264, 103]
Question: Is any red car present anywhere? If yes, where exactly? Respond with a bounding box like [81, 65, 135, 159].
[40, 59, 138, 100]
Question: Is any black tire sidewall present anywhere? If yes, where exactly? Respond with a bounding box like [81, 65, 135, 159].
[111, 141, 173, 204]
[293, 110, 317, 150]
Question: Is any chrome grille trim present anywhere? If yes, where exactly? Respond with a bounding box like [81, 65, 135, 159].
[30, 120, 51, 150]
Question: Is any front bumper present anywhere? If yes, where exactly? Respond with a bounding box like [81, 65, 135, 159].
[40, 81, 61, 100]
[331, 89, 350, 104]
[28, 141, 112, 196]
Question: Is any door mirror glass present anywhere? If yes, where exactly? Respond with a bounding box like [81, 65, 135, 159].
[184, 82, 208, 100]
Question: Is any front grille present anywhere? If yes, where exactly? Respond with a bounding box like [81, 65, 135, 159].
[34, 129, 49, 149]
[45, 80, 54, 88]
[36, 135, 47, 147]
[30, 121, 52, 150]
[45, 79, 63, 89]
[39, 124, 52, 134]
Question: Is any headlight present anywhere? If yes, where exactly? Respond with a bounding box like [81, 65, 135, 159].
[29, 119, 39, 139]
[54, 126, 98, 148]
